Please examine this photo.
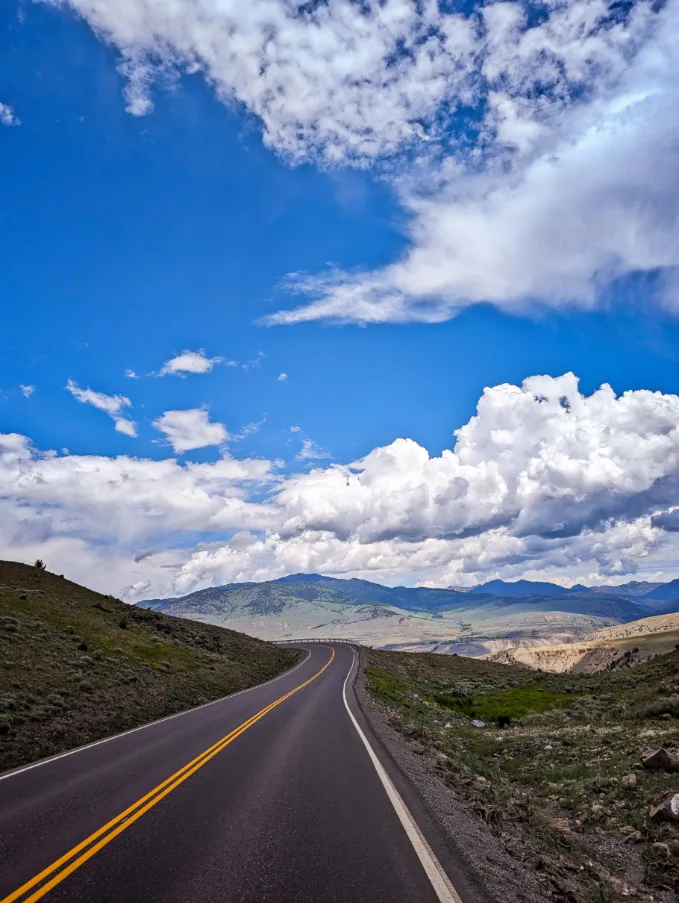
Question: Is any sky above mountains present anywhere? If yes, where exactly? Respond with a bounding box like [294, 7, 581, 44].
[2, 0, 679, 599]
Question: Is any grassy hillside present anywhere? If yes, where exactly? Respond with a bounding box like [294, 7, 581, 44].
[0, 561, 298, 771]
[362, 646, 679, 901]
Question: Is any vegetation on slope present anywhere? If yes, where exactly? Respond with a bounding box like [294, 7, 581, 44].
[0, 561, 298, 771]
[363, 646, 679, 901]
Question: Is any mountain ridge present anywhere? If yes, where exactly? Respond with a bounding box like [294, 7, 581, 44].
[142, 573, 679, 652]
[144, 573, 679, 608]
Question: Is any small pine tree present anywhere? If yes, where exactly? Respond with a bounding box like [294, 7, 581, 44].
[34, 559, 46, 571]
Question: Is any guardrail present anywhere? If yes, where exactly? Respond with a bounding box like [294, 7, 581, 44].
[272, 638, 359, 646]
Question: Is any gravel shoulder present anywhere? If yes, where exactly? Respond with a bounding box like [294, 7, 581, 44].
[355, 647, 549, 903]
[356, 645, 679, 903]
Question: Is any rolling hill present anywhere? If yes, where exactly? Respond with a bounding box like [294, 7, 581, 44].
[142, 574, 679, 652]
[0, 560, 298, 770]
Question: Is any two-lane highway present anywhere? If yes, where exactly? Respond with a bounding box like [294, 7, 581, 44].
[0, 643, 468, 903]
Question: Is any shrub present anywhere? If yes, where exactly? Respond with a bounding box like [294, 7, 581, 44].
[34, 559, 46, 571]
[119, 618, 128, 630]
[640, 695, 679, 719]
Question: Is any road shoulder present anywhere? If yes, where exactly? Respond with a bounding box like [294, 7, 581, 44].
[351, 647, 549, 903]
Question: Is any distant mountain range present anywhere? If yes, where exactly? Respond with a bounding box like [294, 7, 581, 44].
[141, 574, 679, 653]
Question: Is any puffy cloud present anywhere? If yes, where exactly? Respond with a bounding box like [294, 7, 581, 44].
[153, 407, 228, 452]
[65, 379, 137, 437]
[159, 349, 228, 376]
[51, 0, 675, 321]
[19, 385, 34, 398]
[0, 431, 274, 543]
[0, 103, 19, 126]
[277, 372, 288, 382]
[277, 374, 679, 547]
[6, 374, 679, 597]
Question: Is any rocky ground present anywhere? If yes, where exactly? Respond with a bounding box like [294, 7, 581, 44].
[359, 646, 679, 902]
[486, 614, 679, 674]
[0, 561, 298, 771]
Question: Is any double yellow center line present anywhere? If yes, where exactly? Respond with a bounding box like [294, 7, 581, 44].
[3, 647, 334, 903]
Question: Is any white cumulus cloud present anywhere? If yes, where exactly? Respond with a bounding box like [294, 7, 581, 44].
[66, 379, 137, 437]
[7, 373, 679, 597]
[19, 385, 35, 398]
[153, 408, 228, 452]
[159, 349, 227, 376]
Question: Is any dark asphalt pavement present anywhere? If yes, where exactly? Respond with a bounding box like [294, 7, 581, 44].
[0, 643, 464, 903]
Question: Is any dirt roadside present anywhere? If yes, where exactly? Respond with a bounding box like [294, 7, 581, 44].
[354, 648, 550, 903]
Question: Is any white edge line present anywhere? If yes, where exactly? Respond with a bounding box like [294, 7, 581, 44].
[342, 645, 464, 903]
[0, 648, 311, 783]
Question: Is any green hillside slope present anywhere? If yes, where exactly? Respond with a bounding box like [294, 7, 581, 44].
[0, 561, 298, 771]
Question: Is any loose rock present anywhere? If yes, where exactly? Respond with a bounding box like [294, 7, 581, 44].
[620, 773, 637, 787]
[649, 792, 679, 821]
[641, 747, 679, 772]
[619, 826, 643, 843]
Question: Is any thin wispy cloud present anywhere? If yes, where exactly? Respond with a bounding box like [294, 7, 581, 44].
[65, 379, 137, 437]
[296, 438, 332, 461]
[57, 0, 679, 324]
[232, 415, 267, 441]
[242, 351, 265, 372]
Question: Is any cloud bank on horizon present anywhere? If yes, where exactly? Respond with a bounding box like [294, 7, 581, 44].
[5, 373, 679, 599]
[47, 0, 679, 323]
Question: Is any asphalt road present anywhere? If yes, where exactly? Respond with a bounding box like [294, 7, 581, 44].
[0, 643, 469, 903]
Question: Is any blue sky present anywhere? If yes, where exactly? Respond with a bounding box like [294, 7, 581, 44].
[2, 0, 679, 598]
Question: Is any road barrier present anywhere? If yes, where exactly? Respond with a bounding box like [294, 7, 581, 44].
[272, 638, 359, 646]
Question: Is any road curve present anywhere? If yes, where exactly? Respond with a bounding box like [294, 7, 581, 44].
[0, 643, 472, 903]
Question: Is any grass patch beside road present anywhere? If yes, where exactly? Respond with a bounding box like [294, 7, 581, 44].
[363, 647, 679, 902]
[0, 560, 299, 771]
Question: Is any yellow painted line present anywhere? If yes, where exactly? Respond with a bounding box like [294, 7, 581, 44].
[2, 647, 334, 903]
